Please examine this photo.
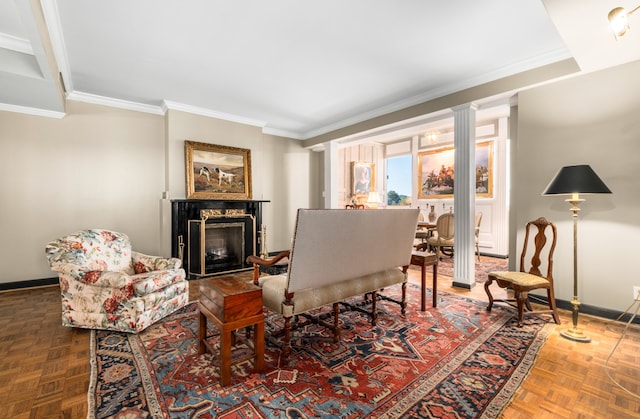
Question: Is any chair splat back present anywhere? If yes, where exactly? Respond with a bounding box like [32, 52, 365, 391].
[520, 217, 557, 280]
[437, 212, 454, 240]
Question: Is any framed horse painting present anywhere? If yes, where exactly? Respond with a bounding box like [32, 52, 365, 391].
[185, 140, 252, 200]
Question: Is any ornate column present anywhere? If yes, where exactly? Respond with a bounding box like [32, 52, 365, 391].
[452, 104, 477, 288]
[323, 141, 338, 209]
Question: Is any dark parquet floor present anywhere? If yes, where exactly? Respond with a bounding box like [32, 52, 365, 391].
[1, 259, 639, 418]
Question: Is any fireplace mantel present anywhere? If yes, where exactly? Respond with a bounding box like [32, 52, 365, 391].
[171, 199, 268, 278]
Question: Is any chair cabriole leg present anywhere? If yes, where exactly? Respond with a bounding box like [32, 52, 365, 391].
[484, 277, 495, 312]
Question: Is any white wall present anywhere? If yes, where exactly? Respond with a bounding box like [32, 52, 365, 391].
[337, 117, 510, 257]
[516, 59, 640, 313]
[410, 118, 510, 257]
[337, 143, 385, 207]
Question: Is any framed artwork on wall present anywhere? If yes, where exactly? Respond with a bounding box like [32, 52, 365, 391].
[417, 141, 493, 199]
[185, 140, 252, 200]
[352, 161, 375, 197]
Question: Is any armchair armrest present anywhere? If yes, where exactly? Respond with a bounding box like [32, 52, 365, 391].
[246, 251, 290, 285]
[132, 251, 182, 273]
[51, 262, 133, 288]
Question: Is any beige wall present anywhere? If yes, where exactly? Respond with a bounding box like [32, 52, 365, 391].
[0, 101, 316, 284]
[164, 109, 316, 253]
[0, 101, 165, 283]
[516, 59, 640, 312]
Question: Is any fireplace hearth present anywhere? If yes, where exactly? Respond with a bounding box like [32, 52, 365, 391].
[171, 200, 267, 278]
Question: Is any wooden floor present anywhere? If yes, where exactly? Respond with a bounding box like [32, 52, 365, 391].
[1, 264, 639, 418]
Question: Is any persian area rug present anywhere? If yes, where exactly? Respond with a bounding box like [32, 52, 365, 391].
[88, 285, 552, 419]
[433, 256, 508, 284]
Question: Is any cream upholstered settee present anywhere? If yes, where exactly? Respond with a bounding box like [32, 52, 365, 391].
[247, 208, 419, 361]
[45, 229, 189, 333]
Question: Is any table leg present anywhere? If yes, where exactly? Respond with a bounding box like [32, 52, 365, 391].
[220, 329, 232, 386]
[433, 261, 438, 308]
[198, 309, 206, 355]
[421, 263, 426, 311]
[254, 321, 264, 372]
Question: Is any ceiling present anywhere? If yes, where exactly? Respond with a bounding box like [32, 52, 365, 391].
[1, 0, 639, 140]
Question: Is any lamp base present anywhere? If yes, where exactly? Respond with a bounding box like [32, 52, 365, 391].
[560, 328, 591, 343]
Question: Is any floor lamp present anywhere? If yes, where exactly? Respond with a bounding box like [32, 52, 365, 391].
[543, 165, 611, 343]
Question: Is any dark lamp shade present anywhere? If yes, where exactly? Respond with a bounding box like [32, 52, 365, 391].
[543, 165, 612, 195]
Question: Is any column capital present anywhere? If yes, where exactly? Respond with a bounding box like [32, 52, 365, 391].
[452, 103, 478, 113]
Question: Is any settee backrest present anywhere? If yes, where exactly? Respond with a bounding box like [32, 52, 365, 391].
[45, 229, 134, 274]
[286, 209, 419, 293]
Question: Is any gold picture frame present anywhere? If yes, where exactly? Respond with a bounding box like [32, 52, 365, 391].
[185, 140, 252, 200]
[352, 161, 375, 197]
[417, 141, 493, 199]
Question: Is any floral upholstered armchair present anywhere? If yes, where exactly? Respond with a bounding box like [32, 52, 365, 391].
[45, 229, 189, 333]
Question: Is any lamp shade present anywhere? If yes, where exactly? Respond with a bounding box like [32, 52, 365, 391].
[367, 191, 382, 203]
[542, 165, 611, 195]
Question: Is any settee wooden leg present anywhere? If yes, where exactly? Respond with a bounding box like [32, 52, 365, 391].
[370, 291, 377, 325]
[332, 303, 340, 342]
[401, 282, 407, 315]
[282, 316, 292, 362]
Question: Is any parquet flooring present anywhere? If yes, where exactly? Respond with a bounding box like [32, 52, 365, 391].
[1, 263, 639, 418]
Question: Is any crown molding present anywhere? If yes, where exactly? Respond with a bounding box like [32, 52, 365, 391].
[262, 126, 302, 140]
[162, 100, 266, 128]
[67, 91, 164, 115]
[0, 102, 64, 118]
[0, 33, 33, 55]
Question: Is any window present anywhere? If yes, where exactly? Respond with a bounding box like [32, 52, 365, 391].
[385, 154, 412, 206]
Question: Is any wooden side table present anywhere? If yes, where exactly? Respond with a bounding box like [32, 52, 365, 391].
[198, 276, 265, 386]
[410, 250, 438, 310]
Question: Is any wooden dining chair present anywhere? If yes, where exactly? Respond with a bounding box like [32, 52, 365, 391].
[474, 212, 483, 261]
[484, 217, 561, 327]
[426, 212, 454, 259]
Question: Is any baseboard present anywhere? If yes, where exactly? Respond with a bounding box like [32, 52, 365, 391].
[479, 252, 508, 259]
[529, 294, 640, 325]
[0, 277, 58, 292]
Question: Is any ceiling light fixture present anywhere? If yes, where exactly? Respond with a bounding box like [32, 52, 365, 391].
[425, 132, 439, 145]
[608, 5, 640, 39]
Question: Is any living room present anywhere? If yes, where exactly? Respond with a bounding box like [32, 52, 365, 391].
[4, 58, 640, 324]
[1, 1, 640, 417]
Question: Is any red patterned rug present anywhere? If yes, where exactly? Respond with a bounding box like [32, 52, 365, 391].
[88, 284, 551, 418]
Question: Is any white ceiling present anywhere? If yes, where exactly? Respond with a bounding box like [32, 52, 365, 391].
[1, 0, 639, 140]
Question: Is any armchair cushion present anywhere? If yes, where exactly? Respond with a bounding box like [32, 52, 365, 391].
[45, 229, 188, 333]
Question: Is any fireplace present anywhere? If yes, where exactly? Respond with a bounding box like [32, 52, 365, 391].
[171, 200, 267, 278]
[188, 211, 253, 277]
